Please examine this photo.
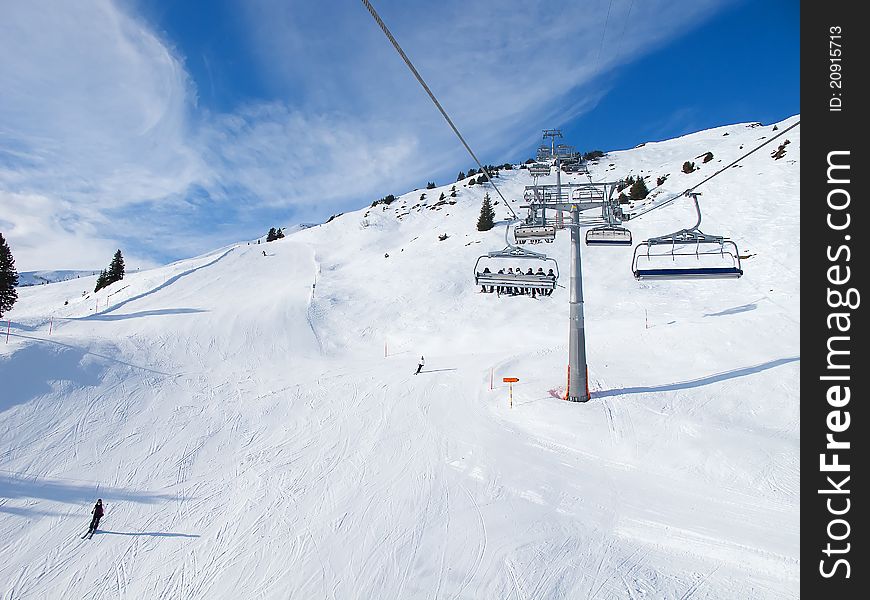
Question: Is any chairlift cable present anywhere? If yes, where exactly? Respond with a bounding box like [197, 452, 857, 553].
[630, 120, 800, 220]
[685, 119, 800, 195]
[359, 0, 518, 219]
[593, 0, 616, 74]
[612, 0, 634, 66]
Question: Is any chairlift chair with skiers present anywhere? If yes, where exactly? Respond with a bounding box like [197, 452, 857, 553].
[474, 245, 559, 291]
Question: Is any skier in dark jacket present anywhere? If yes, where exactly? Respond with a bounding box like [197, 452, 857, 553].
[414, 356, 425, 375]
[89, 499, 104, 533]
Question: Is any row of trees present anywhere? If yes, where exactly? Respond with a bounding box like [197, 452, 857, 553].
[0, 233, 18, 318]
[265, 227, 285, 242]
[94, 250, 125, 292]
[615, 175, 650, 201]
[457, 163, 513, 182]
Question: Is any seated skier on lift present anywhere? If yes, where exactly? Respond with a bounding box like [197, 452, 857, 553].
[480, 267, 492, 293]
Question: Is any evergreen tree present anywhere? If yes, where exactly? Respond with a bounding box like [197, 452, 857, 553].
[439, 192, 446, 201]
[476, 193, 496, 231]
[450, 186, 457, 197]
[629, 177, 649, 200]
[94, 270, 107, 293]
[467, 168, 477, 177]
[266, 227, 277, 242]
[682, 161, 696, 174]
[426, 182, 436, 189]
[0, 233, 19, 318]
[107, 250, 125, 285]
[276, 228, 285, 239]
[457, 171, 466, 181]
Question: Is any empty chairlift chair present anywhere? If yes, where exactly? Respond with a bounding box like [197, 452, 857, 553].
[585, 225, 632, 246]
[528, 163, 551, 177]
[631, 193, 744, 280]
[514, 223, 556, 245]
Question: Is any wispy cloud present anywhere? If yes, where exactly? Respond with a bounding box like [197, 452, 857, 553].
[1, 0, 728, 270]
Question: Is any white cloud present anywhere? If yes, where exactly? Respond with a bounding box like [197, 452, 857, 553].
[1, 0, 730, 270]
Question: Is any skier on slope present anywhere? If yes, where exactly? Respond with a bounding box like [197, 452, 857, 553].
[414, 356, 425, 375]
[88, 499, 104, 534]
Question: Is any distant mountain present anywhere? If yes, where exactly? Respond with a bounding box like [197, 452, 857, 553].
[16, 270, 98, 287]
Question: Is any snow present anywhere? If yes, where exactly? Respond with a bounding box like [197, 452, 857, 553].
[1, 117, 800, 598]
[16, 270, 100, 288]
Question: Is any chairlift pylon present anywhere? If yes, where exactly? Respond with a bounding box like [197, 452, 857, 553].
[631, 193, 743, 279]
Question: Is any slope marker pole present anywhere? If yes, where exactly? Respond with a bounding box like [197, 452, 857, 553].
[5, 320, 9, 343]
[503, 377, 519, 408]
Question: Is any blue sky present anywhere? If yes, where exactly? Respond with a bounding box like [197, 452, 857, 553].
[1, 0, 798, 271]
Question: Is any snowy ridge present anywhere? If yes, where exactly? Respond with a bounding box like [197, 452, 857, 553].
[1, 117, 799, 598]
[16, 270, 100, 288]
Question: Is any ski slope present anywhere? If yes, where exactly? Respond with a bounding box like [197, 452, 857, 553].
[1, 117, 800, 599]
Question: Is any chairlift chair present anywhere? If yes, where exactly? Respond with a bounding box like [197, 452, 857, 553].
[474, 246, 559, 291]
[528, 163, 551, 177]
[514, 223, 556, 244]
[586, 225, 632, 246]
[631, 193, 744, 279]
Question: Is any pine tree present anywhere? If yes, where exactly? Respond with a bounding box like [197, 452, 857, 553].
[94, 270, 107, 293]
[682, 161, 696, 174]
[477, 193, 496, 231]
[276, 228, 285, 239]
[426, 182, 436, 189]
[107, 250, 125, 285]
[450, 186, 457, 197]
[457, 171, 466, 181]
[0, 233, 19, 318]
[108, 250, 124, 283]
[629, 177, 649, 200]
[439, 192, 446, 202]
[266, 227, 277, 242]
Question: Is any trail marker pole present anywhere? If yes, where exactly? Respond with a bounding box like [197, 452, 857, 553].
[503, 377, 519, 408]
[490, 368, 493, 390]
[49, 317, 53, 335]
[5, 320, 9, 343]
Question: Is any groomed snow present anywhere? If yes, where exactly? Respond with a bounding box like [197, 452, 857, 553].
[1, 116, 800, 599]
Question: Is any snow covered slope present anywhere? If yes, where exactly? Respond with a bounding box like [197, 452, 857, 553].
[1, 117, 800, 599]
